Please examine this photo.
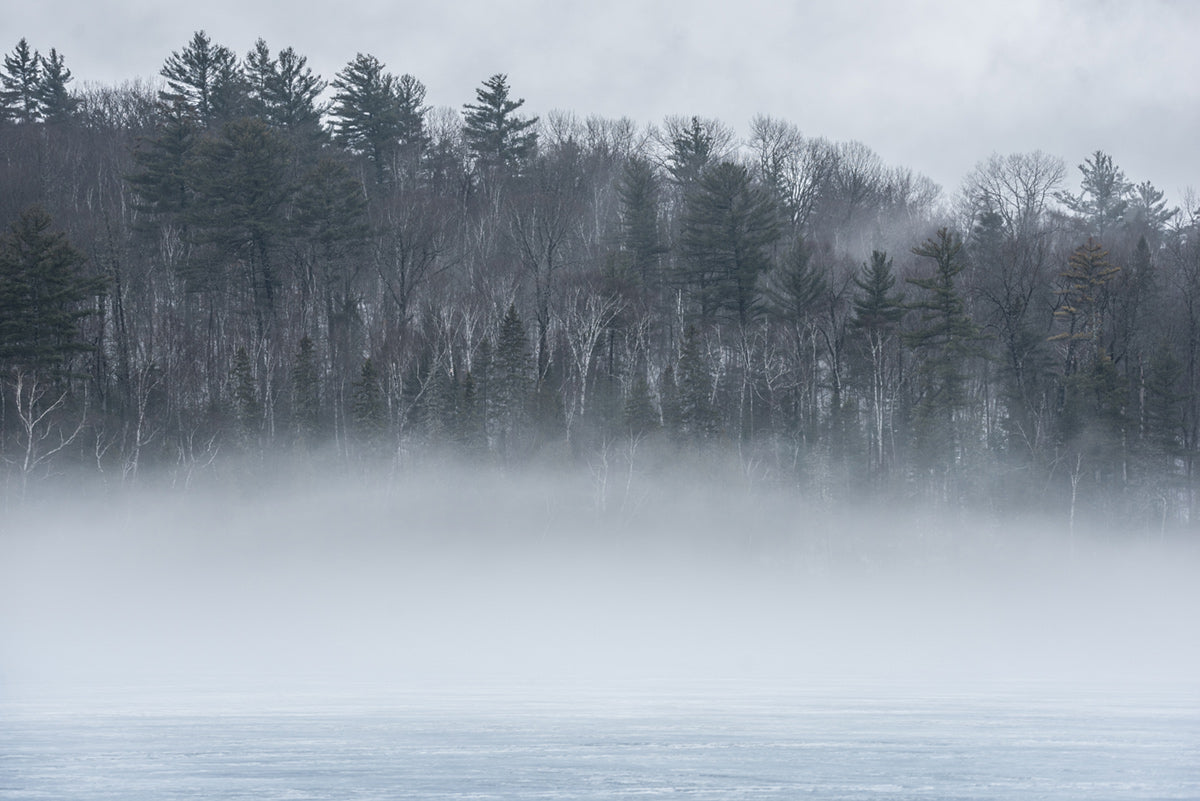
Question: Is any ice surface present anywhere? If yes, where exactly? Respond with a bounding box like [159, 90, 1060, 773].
[2, 687, 1198, 800]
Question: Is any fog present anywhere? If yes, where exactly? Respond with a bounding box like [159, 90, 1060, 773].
[2, 466, 1197, 708]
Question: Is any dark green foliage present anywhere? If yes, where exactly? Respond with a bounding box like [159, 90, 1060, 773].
[766, 239, 827, 324]
[852, 251, 904, 333]
[159, 31, 245, 125]
[904, 228, 982, 464]
[291, 336, 320, 444]
[230, 346, 261, 445]
[1144, 338, 1185, 461]
[0, 206, 104, 373]
[245, 40, 326, 143]
[1056, 150, 1132, 238]
[493, 304, 531, 439]
[330, 54, 428, 185]
[658, 365, 681, 436]
[351, 357, 386, 442]
[37, 48, 77, 124]
[457, 371, 486, 453]
[128, 105, 199, 227]
[676, 325, 715, 441]
[1, 39, 42, 123]
[1051, 238, 1120, 375]
[188, 117, 294, 321]
[623, 371, 659, 437]
[680, 162, 781, 325]
[667, 116, 715, 187]
[462, 74, 538, 174]
[617, 157, 667, 291]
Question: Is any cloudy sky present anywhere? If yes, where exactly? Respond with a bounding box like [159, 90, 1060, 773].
[9, 0, 1200, 203]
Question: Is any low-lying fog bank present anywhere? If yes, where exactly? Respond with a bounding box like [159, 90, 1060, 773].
[2, 464, 1197, 706]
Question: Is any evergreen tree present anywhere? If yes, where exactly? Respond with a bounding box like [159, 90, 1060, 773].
[658, 365, 681, 437]
[623, 371, 659, 437]
[1, 38, 42, 123]
[457, 370, 486, 454]
[666, 116, 716, 188]
[127, 104, 199, 229]
[765, 239, 827, 323]
[37, 48, 78, 124]
[188, 117, 294, 328]
[0, 206, 104, 374]
[680, 162, 781, 325]
[230, 345, 261, 447]
[851, 250, 905, 474]
[245, 40, 327, 142]
[676, 324, 715, 441]
[617, 156, 668, 293]
[1056, 150, 1132, 239]
[159, 31, 245, 125]
[350, 357, 386, 443]
[1051, 238, 1120, 376]
[291, 335, 320, 445]
[462, 74, 538, 175]
[904, 228, 982, 468]
[330, 54, 428, 185]
[493, 304, 532, 453]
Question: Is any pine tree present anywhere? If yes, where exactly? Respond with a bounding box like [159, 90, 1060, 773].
[852, 250, 905, 475]
[1, 39, 42, 123]
[159, 31, 245, 125]
[1055, 151, 1132, 239]
[617, 157, 668, 292]
[493, 304, 532, 454]
[0, 206, 104, 374]
[462, 74, 538, 175]
[904, 228, 982, 468]
[680, 162, 781, 325]
[188, 117, 294, 329]
[350, 357, 386, 443]
[623, 371, 659, 437]
[666, 116, 715, 188]
[245, 40, 326, 143]
[1051, 238, 1120, 376]
[37, 48, 78, 124]
[329, 54, 428, 185]
[677, 324, 715, 441]
[291, 336, 320, 445]
[230, 346, 261, 447]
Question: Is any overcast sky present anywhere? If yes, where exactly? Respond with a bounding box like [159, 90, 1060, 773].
[9, 0, 1200, 203]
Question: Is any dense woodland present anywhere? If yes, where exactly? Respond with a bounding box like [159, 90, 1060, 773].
[1, 32, 1197, 530]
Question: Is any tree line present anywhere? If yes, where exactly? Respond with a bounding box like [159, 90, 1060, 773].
[1, 32, 1197, 530]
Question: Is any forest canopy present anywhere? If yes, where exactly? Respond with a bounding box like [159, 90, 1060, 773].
[0, 32, 1196, 533]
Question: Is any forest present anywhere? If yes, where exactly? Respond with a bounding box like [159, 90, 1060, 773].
[0, 31, 1196, 531]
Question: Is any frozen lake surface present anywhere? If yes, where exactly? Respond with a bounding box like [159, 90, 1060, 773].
[3, 685, 1197, 800]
